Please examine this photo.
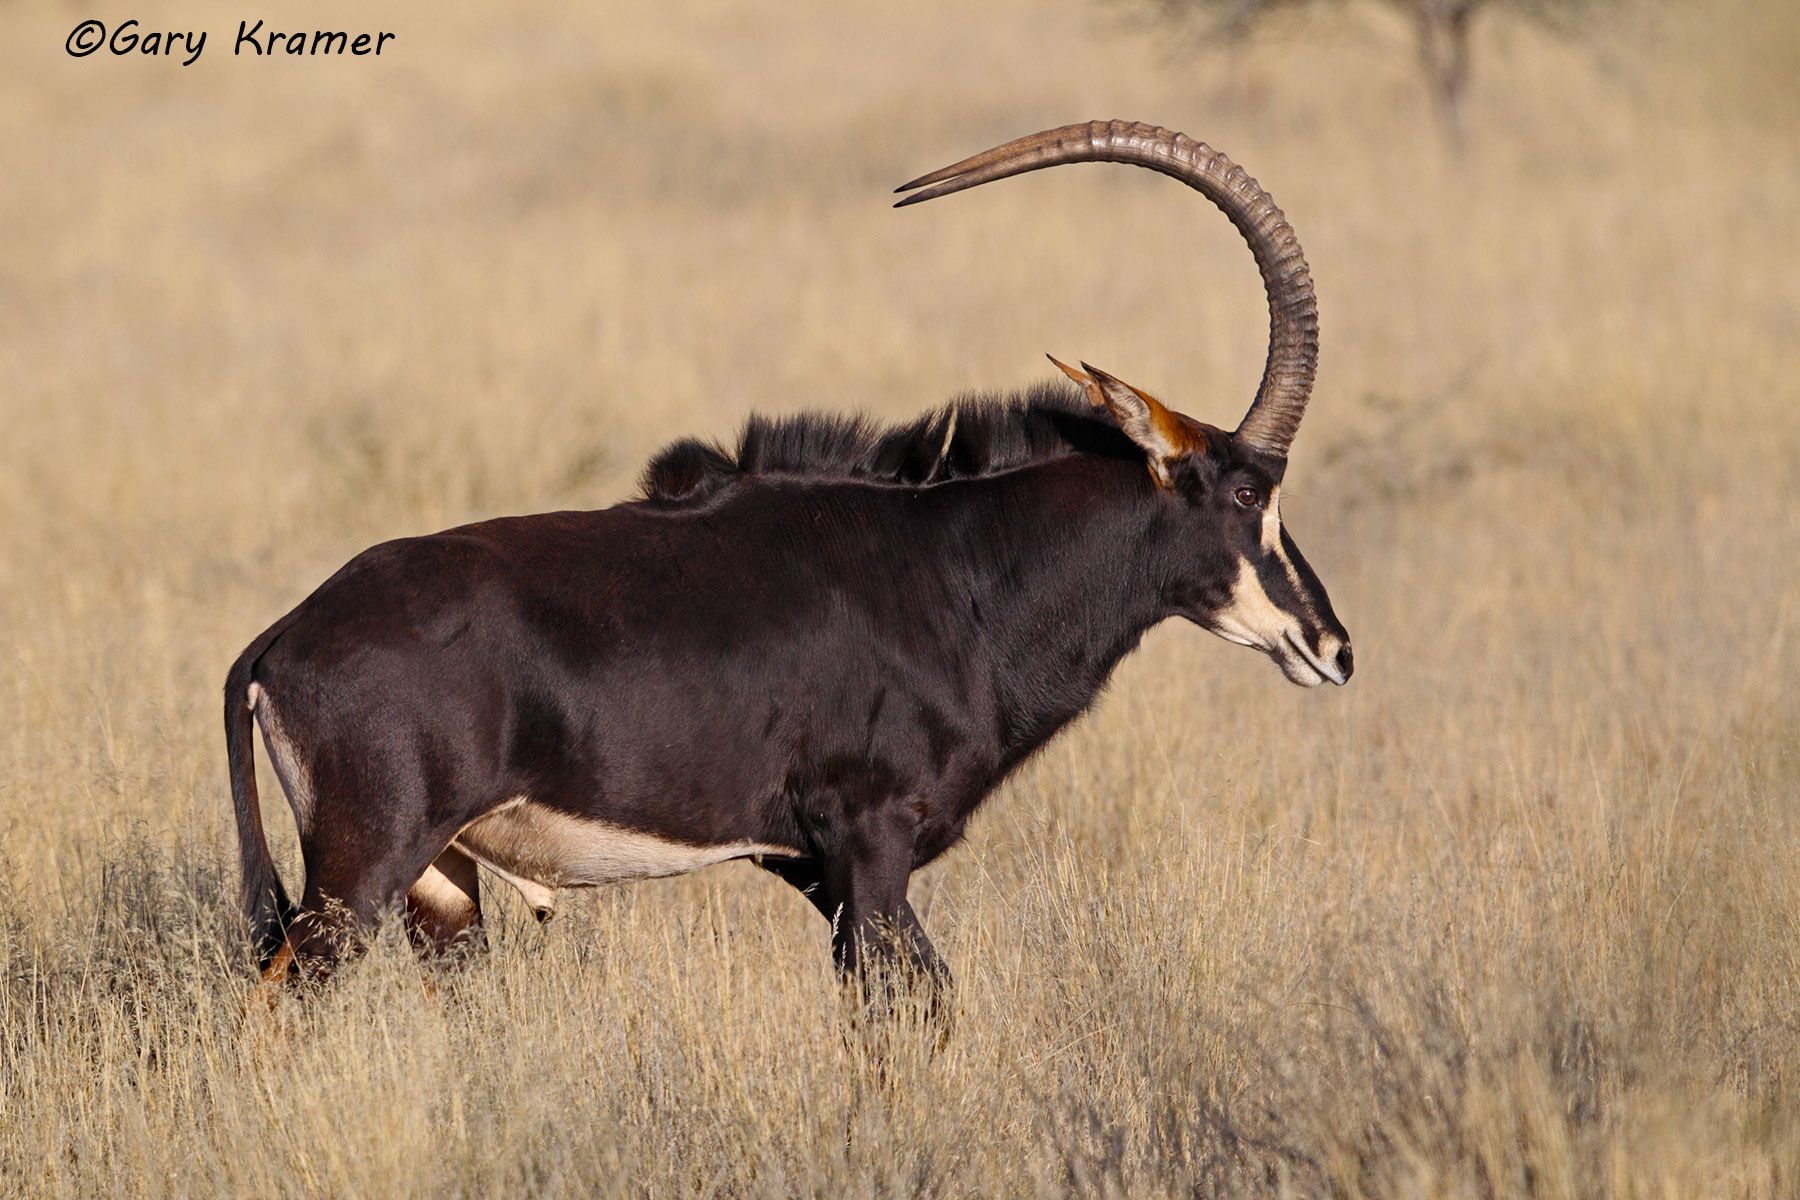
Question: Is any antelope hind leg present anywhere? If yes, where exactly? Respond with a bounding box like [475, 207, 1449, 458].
[405, 845, 485, 958]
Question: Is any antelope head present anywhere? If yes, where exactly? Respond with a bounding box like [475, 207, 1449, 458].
[897, 121, 1352, 687]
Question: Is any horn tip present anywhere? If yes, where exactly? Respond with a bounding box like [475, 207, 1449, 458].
[893, 185, 943, 208]
[893, 186, 951, 209]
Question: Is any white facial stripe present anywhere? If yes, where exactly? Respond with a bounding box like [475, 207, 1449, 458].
[1270, 489, 1348, 675]
[1215, 487, 1348, 687]
[1208, 556, 1342, 687]
[1265, 488, 1309, 598]
[453, 798, 802, 914]
[251, 686, 316, 832]
[1213, 556, 1297, 648]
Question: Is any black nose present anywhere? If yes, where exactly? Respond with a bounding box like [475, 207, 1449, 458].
[1335, 643, 1354, 681]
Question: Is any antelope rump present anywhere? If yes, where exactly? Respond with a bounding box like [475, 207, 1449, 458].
[227, 120, 1352, 1002]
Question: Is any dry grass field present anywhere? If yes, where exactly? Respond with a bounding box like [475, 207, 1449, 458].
[2, 0, 1798, 1194]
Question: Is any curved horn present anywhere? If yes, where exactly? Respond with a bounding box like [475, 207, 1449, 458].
[896, 120, 1318, 458]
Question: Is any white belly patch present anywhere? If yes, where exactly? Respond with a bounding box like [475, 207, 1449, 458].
[451, 798, 800, 918]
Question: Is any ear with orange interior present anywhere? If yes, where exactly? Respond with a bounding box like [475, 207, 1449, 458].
[1077, 362, 1205, 488]
[1046, 354, 1107, 410]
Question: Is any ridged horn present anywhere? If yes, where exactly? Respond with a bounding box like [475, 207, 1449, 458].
[896, 120, 1318, 458]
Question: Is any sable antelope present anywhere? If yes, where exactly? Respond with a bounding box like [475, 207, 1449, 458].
[227, 120, 1351, 1000]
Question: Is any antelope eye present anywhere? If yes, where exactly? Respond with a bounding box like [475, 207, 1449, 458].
[1233, 486, 1261, 509]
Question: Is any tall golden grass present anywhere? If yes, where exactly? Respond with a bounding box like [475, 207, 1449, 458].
[2, 0, 1796, 1193]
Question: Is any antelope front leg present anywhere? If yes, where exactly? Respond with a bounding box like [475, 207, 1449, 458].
[821, 808, 953, 1019]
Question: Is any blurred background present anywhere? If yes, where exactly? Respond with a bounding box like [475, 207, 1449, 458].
[2, 0, 1797, 1194]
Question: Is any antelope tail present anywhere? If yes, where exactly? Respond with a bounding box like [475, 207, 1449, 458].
[225, 643, 293, 968]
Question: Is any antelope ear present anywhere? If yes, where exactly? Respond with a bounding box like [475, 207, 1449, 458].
[1079, 362, 1203, 487]
[1046, 354, 1106, 409]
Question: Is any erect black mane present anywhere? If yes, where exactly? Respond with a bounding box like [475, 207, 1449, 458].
[637, 382, 1142, 504]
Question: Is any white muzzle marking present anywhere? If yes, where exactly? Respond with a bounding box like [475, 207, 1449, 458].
[1207, 489, 1347, 688]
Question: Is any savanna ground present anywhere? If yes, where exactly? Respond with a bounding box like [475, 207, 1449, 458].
[2, 0, 1797, 1194]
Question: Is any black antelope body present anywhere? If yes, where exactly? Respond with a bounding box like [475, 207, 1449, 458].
[227, 121, 1352, 1002]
